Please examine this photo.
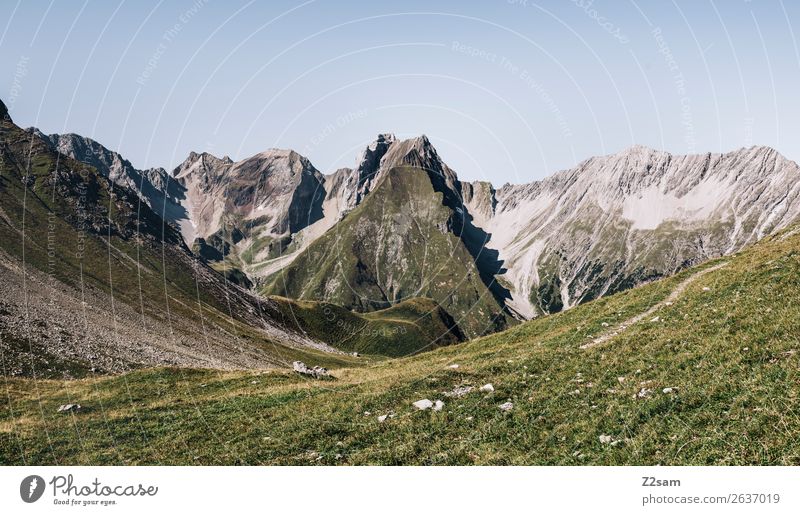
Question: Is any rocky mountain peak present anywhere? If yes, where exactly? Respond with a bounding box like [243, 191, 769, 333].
[173, 151, 232, 180]
[0, 98, 10, 122]
[246, 148, 319, 179]
[620, 143, 658, 155]
[380, 134, 442, 172]
[581, 144, 667, 173]
[354, 134, 396, 176]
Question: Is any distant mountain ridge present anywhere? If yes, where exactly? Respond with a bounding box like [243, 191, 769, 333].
[34, 120, 800, 329]
[469, 143, 800, 317]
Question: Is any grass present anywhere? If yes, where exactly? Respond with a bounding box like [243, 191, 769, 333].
[269, 296, 463, 357]
[3, 223, 799, 465]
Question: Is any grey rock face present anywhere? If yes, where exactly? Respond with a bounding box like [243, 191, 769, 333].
[468, 145, 800, 318]
[30, 130, 190, 228]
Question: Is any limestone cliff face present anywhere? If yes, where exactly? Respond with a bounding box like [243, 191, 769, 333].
[469, 145, 800, 317]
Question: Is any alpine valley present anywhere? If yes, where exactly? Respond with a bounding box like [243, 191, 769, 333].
[3, 96, 800, 464]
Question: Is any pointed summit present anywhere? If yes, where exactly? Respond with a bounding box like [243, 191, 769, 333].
[380, 134, 444, 173]
[354, 133, 396, 179]
[0, 98, 10, 122]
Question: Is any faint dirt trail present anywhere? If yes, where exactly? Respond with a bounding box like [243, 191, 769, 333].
[581, 262, 728, 349]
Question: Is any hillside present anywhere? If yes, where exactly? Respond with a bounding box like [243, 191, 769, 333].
[269, 296, 464, 357]
[3, 220, 798, 465]
[0, 99, 356, 376]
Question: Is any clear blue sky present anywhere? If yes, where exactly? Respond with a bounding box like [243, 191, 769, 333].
[2, 0, 799, 184]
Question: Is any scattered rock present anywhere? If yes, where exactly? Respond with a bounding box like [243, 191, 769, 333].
[433, 400, 445, 412]
[465, 416, 474, 421]
[702, 287, 711, 291]
[444, 385, 474, 398]
[601, 322, 609, 327]
[57, 404, 82, 413]
[292, 361, 330, 379]
[499, 402, 513, 412]
[599, 434, 613, 444]
[363, 411, 371, 416]
[351, 352, 359, 357]
[662, 387, 676, 394]
[413, 399, 434, 410]
[447, 364, 459, 369]
[636, 387, 653, 399]
[479, 383, 495, 393]
[617, 376, 626, 383]
[377, 414, 388, 423]
[650, 316, 660, 323]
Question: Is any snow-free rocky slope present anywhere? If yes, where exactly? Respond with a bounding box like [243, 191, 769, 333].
[39, 120, 800, 334]
[469, 144, 800, 318]
[1, 100, 360, 376]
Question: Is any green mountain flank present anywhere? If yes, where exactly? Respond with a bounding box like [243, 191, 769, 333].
[262, 166, 511, 338]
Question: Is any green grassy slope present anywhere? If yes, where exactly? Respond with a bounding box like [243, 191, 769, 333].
[3, 223, 799, 465]
[263, 166, 509, 338]
[0, 108, 356, 373]
[269, 296, 464, 357]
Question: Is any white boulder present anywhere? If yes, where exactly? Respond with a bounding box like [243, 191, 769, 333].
[413, 399, 434, 410]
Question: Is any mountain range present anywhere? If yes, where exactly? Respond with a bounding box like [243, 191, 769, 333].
[3, 95, 800, 373]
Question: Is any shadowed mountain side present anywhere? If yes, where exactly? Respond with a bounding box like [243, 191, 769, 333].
[262, 166, 513, 338]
